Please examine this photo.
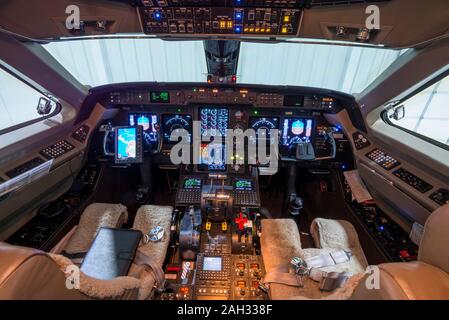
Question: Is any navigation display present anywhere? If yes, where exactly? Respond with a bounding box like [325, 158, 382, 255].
[203, 257, 222, 271]
[128, 113, 158, 150]
[281, 118, 314, 146]
[115, 126, 143, 164]
[162, 114, 192, 143]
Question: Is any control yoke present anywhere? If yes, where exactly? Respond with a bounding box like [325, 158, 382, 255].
[152, 124, 163, 155]
[296, 128, 336, 161]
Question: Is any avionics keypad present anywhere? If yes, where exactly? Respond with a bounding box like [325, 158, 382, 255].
[233, 190, 259, 206]
[196, 254, 231, 281]
[40, 140, 75, 159]
[366, 148, 400, 171]
[176, 190, 201, 204]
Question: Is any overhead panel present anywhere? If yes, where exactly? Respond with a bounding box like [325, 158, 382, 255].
[137, 0, 304, 37]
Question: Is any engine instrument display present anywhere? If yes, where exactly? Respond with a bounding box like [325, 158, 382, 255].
[199, 143, 227, 171]
[281, 118, 314, 146]
[199, 107, 229, 137]
[234, 179, 253, 191]
[183, 178, 202, 189]
[128, 113, 158, 150]
[162, 114, 193, 143]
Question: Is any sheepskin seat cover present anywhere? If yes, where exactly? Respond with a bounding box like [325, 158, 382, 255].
[261, 218, 368, 300]
[50, 253, 141, 300]
[62, 203, 128, 255]
[51, 205, 172, 300]
[128, 205, 173, 299]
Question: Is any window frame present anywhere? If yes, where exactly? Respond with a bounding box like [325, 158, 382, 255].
[381, 68, 449, 152]
[0, 65, 62, 136]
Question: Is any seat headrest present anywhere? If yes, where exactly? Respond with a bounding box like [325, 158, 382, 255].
[0, 242, 88, 299]
[0, 242, 45, 285]
[418, 204, 449, 273]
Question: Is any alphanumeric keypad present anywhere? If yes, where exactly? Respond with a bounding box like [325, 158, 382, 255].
[176, 190, 201, 204]
[366, 148, 400, 171]
[40, 140, 75, 159]
[233, 190, 259, 206]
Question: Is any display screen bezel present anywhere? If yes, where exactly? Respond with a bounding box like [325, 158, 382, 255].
[281, 117, 315, 147]
[128, 113, 158, 151]
[114, 125, 143, 164]
[128, 113, 158, 132]
[197, 106, 229, 172]
[234, 179, 254, 191]
[202, 256, 223, 272]
[198, 142, 227, 171]
[198, 107, 229, 138]
[150, 91, 170, 103]
[161, 113, 193, 144]
[183, 177, 202, 189]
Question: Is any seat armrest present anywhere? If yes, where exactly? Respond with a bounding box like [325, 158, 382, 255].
[351, 261, 449, 300]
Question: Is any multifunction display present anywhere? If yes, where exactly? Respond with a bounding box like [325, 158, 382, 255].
[115, 126, 143, 164]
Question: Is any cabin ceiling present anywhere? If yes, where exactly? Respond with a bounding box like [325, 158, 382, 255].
[0, 0, 448, 48]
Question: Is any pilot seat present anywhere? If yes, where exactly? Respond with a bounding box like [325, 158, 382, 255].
[0, 203, 173, 300]
[260, 204, 449, 300]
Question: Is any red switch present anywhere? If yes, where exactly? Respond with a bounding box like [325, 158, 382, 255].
[399, 250, 410, 259]
[235, 212, 248, 230]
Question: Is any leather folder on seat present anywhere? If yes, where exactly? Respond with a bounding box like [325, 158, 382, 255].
[80, 227, 142, 280]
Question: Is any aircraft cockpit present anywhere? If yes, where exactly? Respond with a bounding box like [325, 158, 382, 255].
[0, 0, 448, 306]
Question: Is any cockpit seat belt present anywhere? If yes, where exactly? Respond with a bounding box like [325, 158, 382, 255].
[261, 250, 353, 295]
[305, 250, 352, 268]
[132, 250, 166, 291]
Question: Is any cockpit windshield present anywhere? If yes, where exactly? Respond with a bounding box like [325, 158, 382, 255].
[43, 37, 407, 94]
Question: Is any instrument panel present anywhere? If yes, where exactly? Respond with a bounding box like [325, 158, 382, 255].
[94, 84, 354, 171]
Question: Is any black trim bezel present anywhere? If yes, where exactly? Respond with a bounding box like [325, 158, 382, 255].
[0, 65, 62, 136]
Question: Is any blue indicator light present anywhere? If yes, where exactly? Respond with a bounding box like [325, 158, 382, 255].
[341, 164, 346, 170]
[235, 0, 242, 4]
[235, 12, 243, 20]
[235, 26, 242, 33]
[155, 12, 161, 20]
